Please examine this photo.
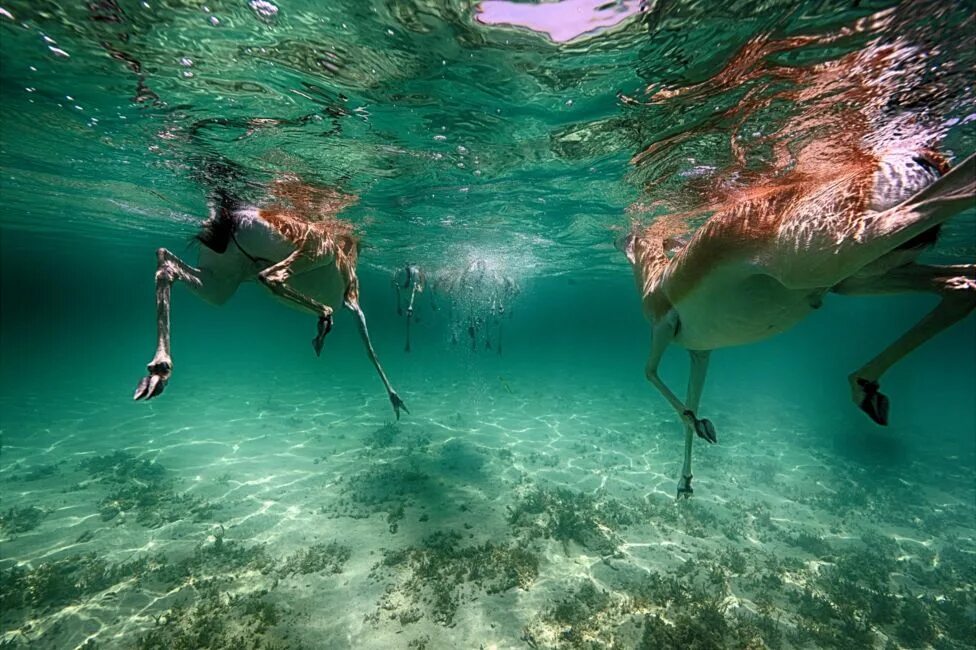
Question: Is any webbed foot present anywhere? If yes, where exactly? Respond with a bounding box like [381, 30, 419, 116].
[312, 312, 334, 357]
[134, 357, 171, 401]
[684, 410, 717, 443]
[676, 474, 694, 499]
[389, 392, 408, 420]
[853, 377, 889, 425]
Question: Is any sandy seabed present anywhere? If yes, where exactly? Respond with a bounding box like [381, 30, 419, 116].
[1, 367, 973, 650]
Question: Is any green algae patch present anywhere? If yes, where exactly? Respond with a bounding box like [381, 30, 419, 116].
[277, 541, 352, 577]
[0, 505, 47, 534]
[0, 528, 367, 647]
[79, 451, 219, 528]
[136, 586, 296, 650]
[507, 485, 625, 555]
[371, 530, 540, 626]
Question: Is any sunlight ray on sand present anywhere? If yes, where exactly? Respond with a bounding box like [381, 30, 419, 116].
[1, 374, 974, 648]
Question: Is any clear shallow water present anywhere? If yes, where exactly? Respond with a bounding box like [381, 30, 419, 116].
[1, 1, 975, 649]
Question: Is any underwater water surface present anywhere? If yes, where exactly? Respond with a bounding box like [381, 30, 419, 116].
[1, 1, 975, 649]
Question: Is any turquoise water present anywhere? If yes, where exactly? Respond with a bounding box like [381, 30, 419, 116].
[2, 1, 975, 648]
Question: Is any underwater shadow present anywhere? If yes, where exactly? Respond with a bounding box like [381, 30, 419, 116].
[325, 422, 495, 536]
[825, 424, 912, 469]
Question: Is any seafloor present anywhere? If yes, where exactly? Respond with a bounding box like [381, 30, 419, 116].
[1, 358, 973, 650]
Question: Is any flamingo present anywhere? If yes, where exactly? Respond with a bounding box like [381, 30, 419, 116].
[132, 176, 408, 419]
[393, 264, 427, 352]
[431, 259, 520, 353]
[618, 150, 975, 497]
